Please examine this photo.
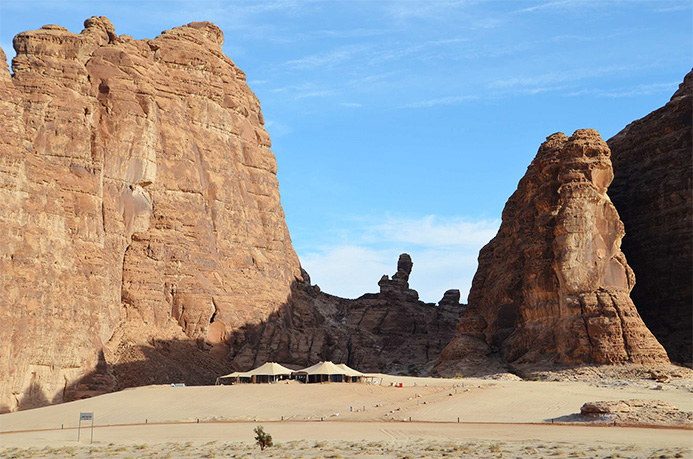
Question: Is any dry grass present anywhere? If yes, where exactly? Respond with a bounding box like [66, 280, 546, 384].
[1, 439, 689, 459]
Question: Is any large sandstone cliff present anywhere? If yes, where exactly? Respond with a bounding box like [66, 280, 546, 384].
[0, 18, 302, 412]
[607, 71, 692, 366]
[435, 130, 669, 376]
[0, 19, 464, 412]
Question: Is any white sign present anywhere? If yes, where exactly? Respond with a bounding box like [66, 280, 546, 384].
[78, 412, 95, 443]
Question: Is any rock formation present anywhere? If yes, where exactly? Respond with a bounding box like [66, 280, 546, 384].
[3, 16, 682, 413]
[607, 70, 692, 366]
[377, 253, 420, 300]
[435, 130, 669, 376]
[578, 400, 692, 427]
[228, 254, 463, 376]
[0, 18, 302, 412]
[0, 19, 465, 412]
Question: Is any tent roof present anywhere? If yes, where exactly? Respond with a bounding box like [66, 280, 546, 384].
[335, 363, 364, 377]
[247, 362, 294, 376]
[296, 361, 348, 375]
[218, 371, 251, 379]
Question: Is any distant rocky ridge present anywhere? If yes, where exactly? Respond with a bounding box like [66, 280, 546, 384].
[607, 70, 692, 366]
[228, 254, 463, 377]
[435, 130, 669, 376]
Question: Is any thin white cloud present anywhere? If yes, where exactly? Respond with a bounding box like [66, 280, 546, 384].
[371, 215, 499, 247]
[263, 119, 292, 137]
[487, 65, 644, 96]
[297, 215, 499, 302]
[300, 245, 393, 298]
[294, 90, 336, 100]
[0, 0, 99, 13]
[550, 31, 631, 43]
[513, 0, 690, 15]
[271, 82, 337, 100]
[341, 102, 362, 108]
[512, 0, 597, 14]
[652, 3, 691, 13]
[346, 71, 399, 87]
[284, 45, 367, 69]
[386, 0, 482, 19]
[170, 0, 325, 18]
[567, 82, 679, 98]
[365, 37, 472, 66]
[301, 28, 395, 39]
[489, 73, 570, 89]
[284, 36, 472, 72]
[401, 95, 478, 108]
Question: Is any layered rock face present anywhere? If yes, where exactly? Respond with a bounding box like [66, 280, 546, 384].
[229, 254, 463, 376]
[0, 18, 301, 412]
[607, 71, 692, 365]
[435, 130, 668, 375]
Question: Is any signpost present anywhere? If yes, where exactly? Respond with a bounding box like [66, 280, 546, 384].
[77, 412, 94, 444]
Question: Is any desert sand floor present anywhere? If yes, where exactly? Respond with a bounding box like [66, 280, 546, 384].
[1, 374, 692, 458]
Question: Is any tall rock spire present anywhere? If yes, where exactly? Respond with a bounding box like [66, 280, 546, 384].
[435, 129, 668, 376]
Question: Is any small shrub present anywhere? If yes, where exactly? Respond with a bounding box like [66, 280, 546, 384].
[366, 441, 384, 448]
[254, 425, 274, 451]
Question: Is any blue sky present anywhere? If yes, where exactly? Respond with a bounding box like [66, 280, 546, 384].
[1, 1, 690, 302]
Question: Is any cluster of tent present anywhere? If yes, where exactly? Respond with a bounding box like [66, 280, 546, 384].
[216, 361, 373, 384]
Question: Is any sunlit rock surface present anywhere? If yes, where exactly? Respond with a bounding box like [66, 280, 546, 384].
[0, 17, 301, 412]
[435, 130, 669, 376]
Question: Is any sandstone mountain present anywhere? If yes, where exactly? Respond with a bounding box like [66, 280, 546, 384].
[607, 70, 692, 366]
[0, 18, 463, 412]
[435, 130, 669, 376]
[0, 17, 303, 412]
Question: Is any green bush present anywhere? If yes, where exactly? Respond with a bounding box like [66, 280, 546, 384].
[254, 425, 273, 451]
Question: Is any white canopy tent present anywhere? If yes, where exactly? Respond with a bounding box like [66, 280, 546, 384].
[215, 371, 251, 385]
[217, 361, 372, 385]
[216, 362, 294, 384]
[247, 362, 293, 382]
[335, 363, 365, 382]
[294, 361, 349, 383]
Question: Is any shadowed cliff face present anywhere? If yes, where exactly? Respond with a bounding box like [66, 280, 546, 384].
[0, 17, 301, 413]
[434, 130, 669, 376]
[608, 71, 692, 366]
[228, 256, 464, 377]
[10, 262, 463, 411]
